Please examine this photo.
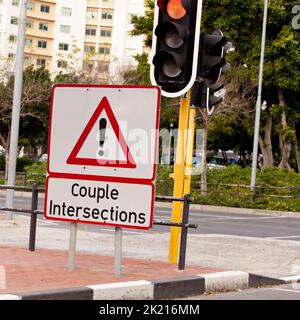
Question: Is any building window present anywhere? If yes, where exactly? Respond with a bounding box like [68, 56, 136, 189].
[8, 35, 17, 43]
[60, 25, 71, 33]
[37, 58, 46, 67]
[24, 56, 31, 65]
[57, 60, 68, 68]
[26, 20, 34, 28]
[12, 0, 19, 6]
[97, 61, 109, 73]
[37, 40, 47, 48]
[83, 62, 94, 71]
[25, 38, 33, 47]
[40, 5, 50, 13]
[10, 16, 18, 25]
[99, 47, 110, 55]
[84, 46, 95, 53]
[100, 29, 112, 37]
[26, 2, 35, 10]
[59, 43, 69, 51]
[87, 10, 98, 19]
[101, 11, 113, 19]
[8, 53, 15, 59]
[39, 22, 48, 31]
[85, 28, 96, 36]
[61, 7, 72, 16]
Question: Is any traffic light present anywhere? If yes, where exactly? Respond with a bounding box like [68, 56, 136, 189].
[198, 29, 231, 87]
[150, 0, 203, 98]
[191, 80, 224, 110]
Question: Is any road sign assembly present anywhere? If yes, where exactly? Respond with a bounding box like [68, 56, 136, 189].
[45, 85, 161, 230]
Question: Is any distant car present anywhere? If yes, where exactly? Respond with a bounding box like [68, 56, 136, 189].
[39, 154, 48, 162]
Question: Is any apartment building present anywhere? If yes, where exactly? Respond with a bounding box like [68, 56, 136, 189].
[0, 0, 145, 82]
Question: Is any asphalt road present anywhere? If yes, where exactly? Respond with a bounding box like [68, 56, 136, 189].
[187, 284, 300, 300]
[1, 195, 300, 240]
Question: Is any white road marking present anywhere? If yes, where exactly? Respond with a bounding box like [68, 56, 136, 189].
[265, 236, 300, 240]
[271, 288, 300, 294]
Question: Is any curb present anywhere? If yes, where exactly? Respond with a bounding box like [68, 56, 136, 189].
[0, 271, 289, 300]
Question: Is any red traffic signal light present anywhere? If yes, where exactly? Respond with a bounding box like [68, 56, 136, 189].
[150, 0, 202, 98]
[167, 0, 187, 20]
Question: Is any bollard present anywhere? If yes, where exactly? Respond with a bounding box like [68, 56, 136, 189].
[29, 183, 38, 251]
[178, 194, 192, 270]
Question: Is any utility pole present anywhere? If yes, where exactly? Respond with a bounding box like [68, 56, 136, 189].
[5, 0, 27, 219]
[251, 0, 268, 191]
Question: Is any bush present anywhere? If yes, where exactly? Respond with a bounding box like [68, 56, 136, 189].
[23, 162, 47, 186]
[156, 165, 174, 196]
[157, 165, 300, 212]
[0, 155, 5, 171]
[16, 157, 34, 172]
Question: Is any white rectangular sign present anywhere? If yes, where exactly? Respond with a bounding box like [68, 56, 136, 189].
[45, 176, 154, 230]
[48, 85, 160, 181]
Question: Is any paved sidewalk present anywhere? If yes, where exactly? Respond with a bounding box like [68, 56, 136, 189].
[1, 213, 300, 278]
[0, 246, 220, 294]
[1, 211, 300, 298]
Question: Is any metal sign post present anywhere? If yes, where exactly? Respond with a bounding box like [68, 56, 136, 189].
[114, 227, 122, 277]
[68, 222, 78, 271]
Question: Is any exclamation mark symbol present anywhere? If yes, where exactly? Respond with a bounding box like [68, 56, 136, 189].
[99, 118, 107, 157]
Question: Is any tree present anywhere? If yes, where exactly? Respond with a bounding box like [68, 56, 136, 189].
[202, 0, 300, 170]
[0, 66, 52, 177]
[129, 0, 300, 175]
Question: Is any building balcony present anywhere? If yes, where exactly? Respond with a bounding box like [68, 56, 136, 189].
[101, 0, 114, 9]
[26, 27, 54, 40]
[100, 19, 113, 27]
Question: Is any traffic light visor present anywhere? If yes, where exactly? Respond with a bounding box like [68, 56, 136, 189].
[155, 22, 187, 49]
[153, 51, 183, 78]
[167, 0, 186, 20]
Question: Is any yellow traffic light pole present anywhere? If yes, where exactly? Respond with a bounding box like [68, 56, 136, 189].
[184, 107, 196, 195]
[169, 91, 196, 264]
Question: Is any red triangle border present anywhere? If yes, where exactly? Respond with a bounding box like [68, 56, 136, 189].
[67, 96, 136, 169]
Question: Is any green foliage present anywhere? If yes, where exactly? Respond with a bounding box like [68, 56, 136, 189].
[130, 0, 154, 47]
[16, 157, 34, 172]
[0, 66, 52, 162]
[23, 162, 47, 186]
[24, 162, 47, 175]
[202, 0, 300, 89]
[0, 155, 4, 171]
[155, 165, 174, 196]
[208, 114, 253, 157]
[156, 165, 300, 211]
[123, 53, 151, 85]
[0, 155, 34, 173]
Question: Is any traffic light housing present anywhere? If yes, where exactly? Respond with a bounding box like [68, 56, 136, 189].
[191, 80, 224, 110]
[198, 29, 231, 87]
[150, 0, 203, 98]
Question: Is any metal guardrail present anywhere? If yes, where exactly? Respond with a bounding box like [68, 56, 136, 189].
[0, 185, 197, 270]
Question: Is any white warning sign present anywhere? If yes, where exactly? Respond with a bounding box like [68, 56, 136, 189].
[45, 177, 154, 229]
[48, 85, 160, 180]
